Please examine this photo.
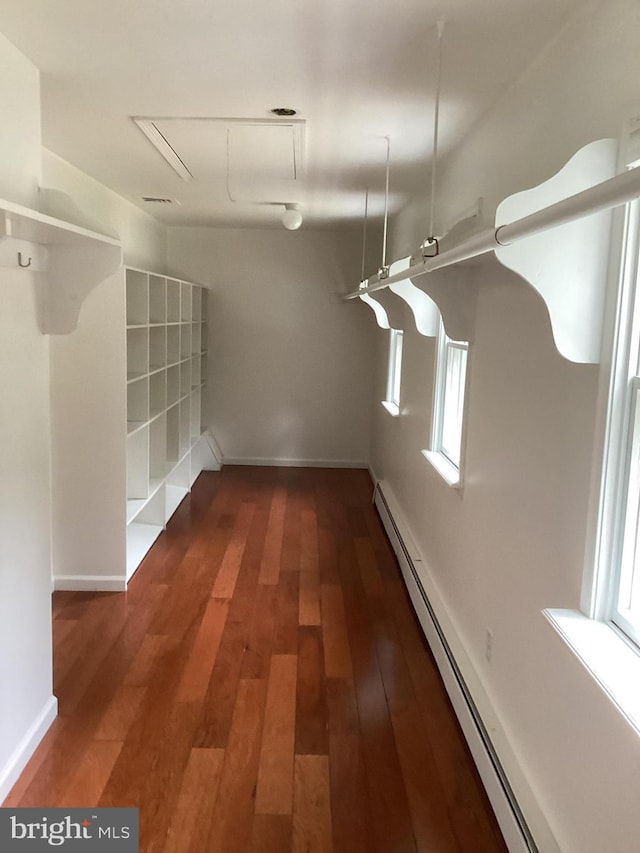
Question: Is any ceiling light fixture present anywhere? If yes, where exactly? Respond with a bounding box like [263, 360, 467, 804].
[282, 203, 303, 230]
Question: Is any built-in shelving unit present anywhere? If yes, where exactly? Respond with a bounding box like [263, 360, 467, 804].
[51, 261, 215, 592]
[125, 268, 211, 580]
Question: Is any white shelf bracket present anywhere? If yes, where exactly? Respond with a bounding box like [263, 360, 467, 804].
[40, 243, 123, 334]
[494, 138, 618, 364]
[0, 194, 123, 335]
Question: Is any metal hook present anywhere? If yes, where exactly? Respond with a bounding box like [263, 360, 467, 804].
[18, 252, 32, 268]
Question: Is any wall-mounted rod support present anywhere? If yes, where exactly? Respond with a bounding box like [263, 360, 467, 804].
[360, 188, 369, 285]
[345, 163, 640, 299]
[18, 252, 32, 268]
[428, 20, 445, 244]
[380, 136, 391, 276]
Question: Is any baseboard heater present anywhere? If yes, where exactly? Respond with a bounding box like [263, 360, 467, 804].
[373, 481, 539, 853]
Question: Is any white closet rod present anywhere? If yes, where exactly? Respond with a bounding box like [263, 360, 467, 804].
[345, 164, 640, 299]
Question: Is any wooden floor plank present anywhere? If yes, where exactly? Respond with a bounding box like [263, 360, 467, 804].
[95, 685, 147, 741]
[295, 626, 328, 756]
[255, 654, 298, 815]
[124, 634, 168, 687]
[57, 741, 123, 808]
[338, 539, 418, 853]
[192, 586, 253, 749]
[211, 502, 256, 599]
[354, 536, 386, 598]
[366, 591, 458, 852]
[205, 678, 267, 853]
[249, 815, 293, 852]
[320, 584, 353, 680]
[280, 482, 302, 573]
[384, 576, 508, 851]
[176, 597, 229, 702]
[258, 486, 286, 585]
[329, 734, 376, 853]
[3, 468, 507, 853]
[272, 570, 299, 656]
[164, 747, 225, 853]
[240, 583, 278, 680]
[135, 702, 201, 853]
[292, 754, 332, 853]
[299, 509, 321, 625]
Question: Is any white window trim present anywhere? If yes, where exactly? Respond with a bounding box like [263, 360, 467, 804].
[423, 319, 470, 488]
[544, 608, 640, 736]
[422, 448, 462, 488]
[382, 328, 403, 417]
[381, 400, 401, 417]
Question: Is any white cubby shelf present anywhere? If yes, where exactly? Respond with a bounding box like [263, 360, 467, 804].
[125, 267, 214, 580]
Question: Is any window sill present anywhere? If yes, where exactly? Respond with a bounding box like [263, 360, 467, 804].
[422, 449, 462, 488]
[381, 400, 400, 417]
[544, 608, 640, 735]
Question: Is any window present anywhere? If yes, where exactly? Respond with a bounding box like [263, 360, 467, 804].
[423, 319, 469, 486]
[545, 172, 640, 731]
[592, 186, 640, 648]
[382, 329, 403, 416]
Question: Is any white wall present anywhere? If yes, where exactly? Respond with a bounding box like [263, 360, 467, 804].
[42, 150, 166, 270]
[372, 1, 640, 851]
[0, 32, 40, 207]
[167, 227, 374, 466]
[0, 36, 56, 800]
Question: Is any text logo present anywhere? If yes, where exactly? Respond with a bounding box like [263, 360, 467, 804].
[0, 808, 138, 850]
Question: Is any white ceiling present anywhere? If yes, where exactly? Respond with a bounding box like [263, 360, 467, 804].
[0, 0, 581, 230]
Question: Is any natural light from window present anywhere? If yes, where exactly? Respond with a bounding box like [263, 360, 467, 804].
[382, 328, 403, 416]
[423, 319, 469, 487]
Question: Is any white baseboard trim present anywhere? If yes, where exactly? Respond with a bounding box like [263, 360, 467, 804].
[223, 457, 369, 469]
[373, 479, 559, 853]
[53, 576, 127, 592]
[368, 463, 380, 489]
[0, 695, 58, 803]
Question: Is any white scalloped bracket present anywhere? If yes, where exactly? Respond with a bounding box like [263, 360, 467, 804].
[410, 265, 479, 343]
[0, 193, 122, 335]
[389, 279, 439, 337]
[397, 211, 485, 341]
[365, 287, 406, 330]
[359, 293, 390, 328]
[495, 138, 618, 364]
[359, 254, 440, 335]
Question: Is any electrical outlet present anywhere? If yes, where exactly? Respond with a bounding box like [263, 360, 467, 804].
[485, 629, 494, 663]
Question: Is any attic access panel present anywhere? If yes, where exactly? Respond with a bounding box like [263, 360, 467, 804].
[134, 117, 305, 193]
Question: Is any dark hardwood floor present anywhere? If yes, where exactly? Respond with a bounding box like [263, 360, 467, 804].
[4, 466, 507, 852]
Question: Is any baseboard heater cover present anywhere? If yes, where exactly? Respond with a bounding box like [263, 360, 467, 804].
[222, 456, 369, 469]
[373, 481, 543, 853]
